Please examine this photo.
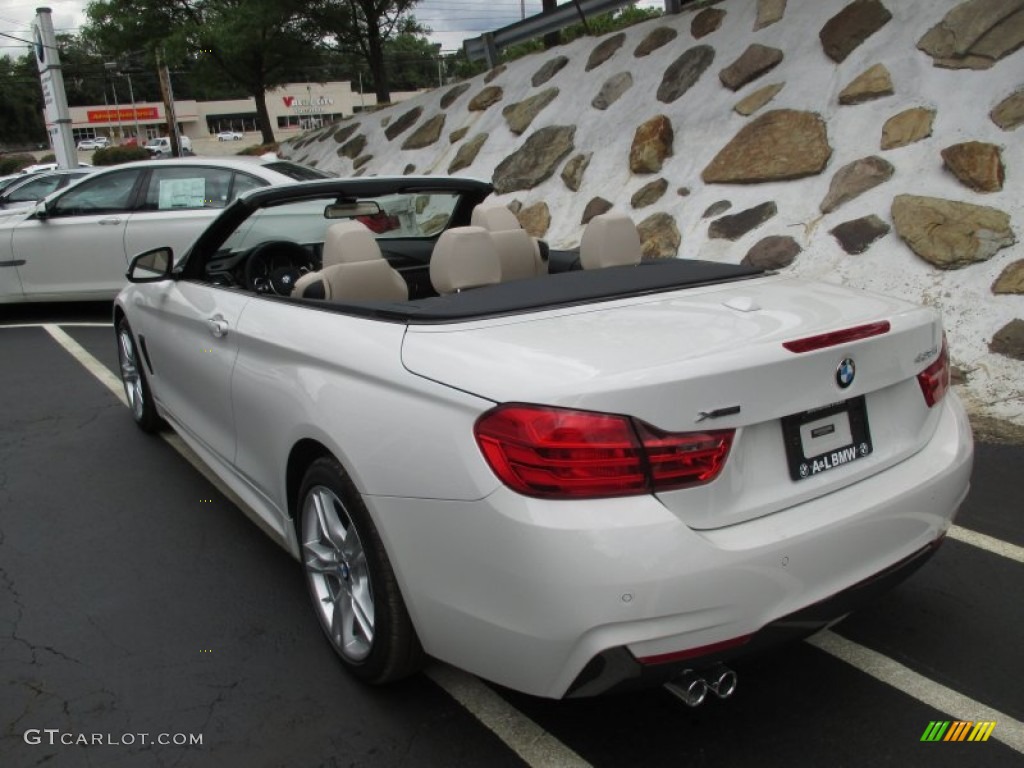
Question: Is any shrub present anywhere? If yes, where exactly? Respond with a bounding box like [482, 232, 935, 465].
[238, 142, 279, 156]
[0, 153, 36, 175]
[92, 146, 151, 166]
[38, 153, 56, 164]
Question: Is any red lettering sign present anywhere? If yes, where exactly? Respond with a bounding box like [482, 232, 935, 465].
[86, 107, 160, 123]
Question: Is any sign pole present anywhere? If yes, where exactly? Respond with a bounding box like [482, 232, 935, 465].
[32, 7, 77, 168]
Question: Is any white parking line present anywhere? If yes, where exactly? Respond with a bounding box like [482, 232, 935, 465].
[949, 525, 1024, 564]
[35, 322, 1024, 763]
[807, 630, 1024, 754]
[41, 322, 592, 768]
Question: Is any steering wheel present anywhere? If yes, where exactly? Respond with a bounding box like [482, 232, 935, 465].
[243, 240, 315, 295]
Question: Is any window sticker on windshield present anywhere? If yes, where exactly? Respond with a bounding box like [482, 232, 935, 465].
[159, 178, 206, 209]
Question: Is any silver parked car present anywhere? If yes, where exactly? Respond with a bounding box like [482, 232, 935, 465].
[0, 157, 332, 303]
[0, 168, 94, 211]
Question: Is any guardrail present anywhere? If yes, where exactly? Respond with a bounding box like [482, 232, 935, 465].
[463, 0, 701, 66]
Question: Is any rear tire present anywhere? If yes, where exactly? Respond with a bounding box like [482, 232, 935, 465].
[116, 318, 160, 433]
[298, 457, 424, 683]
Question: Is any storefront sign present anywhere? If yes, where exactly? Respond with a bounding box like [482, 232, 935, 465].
[87, 107, 160, 123]
[282, 95, 334, 114]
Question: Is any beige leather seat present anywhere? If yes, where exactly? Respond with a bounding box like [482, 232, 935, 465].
[292, 221, 408, 302]
[471, 202, 547, 281]
[429, 226, 501, 295]
[579, 211, 642, 269]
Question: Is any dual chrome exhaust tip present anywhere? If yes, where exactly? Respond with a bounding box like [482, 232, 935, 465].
[663, 666, 738, 707]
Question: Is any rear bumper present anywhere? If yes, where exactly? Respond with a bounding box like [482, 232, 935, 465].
[369, 394, 972, 699]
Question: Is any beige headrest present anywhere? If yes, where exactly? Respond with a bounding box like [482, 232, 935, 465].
[580, 211, 642, 269]
[491, 229, 544, 281]
[471, 202, 521, 232]
[430, 226, 502, 295]
[322, 220, 383, 267]
[321, 260, 408, 302]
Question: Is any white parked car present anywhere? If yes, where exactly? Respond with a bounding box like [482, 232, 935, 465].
[77, 136, 111, 150]
[0, 168, 93, 211]
[144, 135, 193, 157]
[113, 179, 973, 700]
[0, 157, 331, 303]
[216, 130, 244, 141]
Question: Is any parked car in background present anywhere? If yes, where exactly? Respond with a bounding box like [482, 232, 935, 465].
[216, 130, 243, 141]
[112, 178, 972, 701]
[0, 156, 331, 303]
[144, 136, 194, 157]
[77, 136, 112, 151]
[0, 168, 93, 211]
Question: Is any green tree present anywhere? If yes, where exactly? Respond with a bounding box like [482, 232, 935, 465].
[85, 0, 322, 143]
[0, 54, 46, 146]
[309, 0, 421, 105]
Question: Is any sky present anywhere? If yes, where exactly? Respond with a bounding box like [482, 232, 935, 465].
[0, 0, 618, 57]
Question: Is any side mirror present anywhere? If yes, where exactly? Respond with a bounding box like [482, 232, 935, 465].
[127, 247, 174, 282]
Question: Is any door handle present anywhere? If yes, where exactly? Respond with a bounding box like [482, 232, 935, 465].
[207, 316, 229, 338]
[98, 217, 122, 225]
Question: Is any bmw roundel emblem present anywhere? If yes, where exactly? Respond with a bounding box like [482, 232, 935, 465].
[836, 358, 856, 389]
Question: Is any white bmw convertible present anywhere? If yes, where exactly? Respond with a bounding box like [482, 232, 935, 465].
[114, 178, 973, 701]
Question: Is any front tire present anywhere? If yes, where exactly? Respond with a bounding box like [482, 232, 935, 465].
[298, 457, 423, 684]
[116, 318, 160, 433]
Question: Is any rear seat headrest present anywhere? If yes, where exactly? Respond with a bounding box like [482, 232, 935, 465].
[430, 226, 502, 294]
[471, 202, 522, 232]
[580, 211, 643, 269]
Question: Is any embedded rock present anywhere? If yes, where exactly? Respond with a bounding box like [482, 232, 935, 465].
[449, 126, 469, 143]
[353, 154, 372, 170]
[820, 0, 893, 63]
[755, 0, 787, 30]
[918, 0, 1024, 69]
[440, 83, 471, 109]
[403, 164, 416, 175]
[338, 134, 366, 159]
[421, 214, 448, 236]
[702, 110, 831, 183]
[742, 235, 800, 268]
[992, 260, 1024, 294]
[448, 133, 488, 174]
[517, 202, 551, 238]
[581, 197, 613, 224]
[734, 83, 784, 116]
[503, 88, 559, 135]
[709, 201, 778, 240]
[592, 72, 633, 110]
[631, 178, 668, 208]
[677, 187, 690, 197]
[702, 200, 732, 218]
[941, 141, 1005, 192]
[629, 115, 673, 174]
[657, 45, 715, 104]
[820, 155, 894, 213]
[532, 56, 569, 87]
[691, 8, 725, 39]
[484, 65, 507, 83]
[385, 106, 423, 141]
[891, 194, 1015, 268]
[333, 123, 359, 143]
[635, 26, 677, 57]
[638, 212, 681, 258]
[469, 86, 503, 111]
[586, 32, 625, 71]
[989, 319, 1024, 361]
[492, 125, 575, 194]
[838, 63, 894, 105]
[402, 114, 445, 150]
[829, 215, 890, 254]
[991, 88, 1024, 130]
[561, 153, 592, 191]
[719, 44, 784, 91]
[881, 107, 935, 150]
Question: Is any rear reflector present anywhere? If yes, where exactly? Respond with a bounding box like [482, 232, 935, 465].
[917, 335, 950, 408]
[474, 404, 733, 500]
[783, 321, 891, 353]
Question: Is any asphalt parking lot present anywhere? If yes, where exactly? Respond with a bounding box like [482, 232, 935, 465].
[1, 303, 1022, 768]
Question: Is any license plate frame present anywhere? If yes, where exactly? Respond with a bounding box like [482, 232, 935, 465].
[781, 396, 873, 481]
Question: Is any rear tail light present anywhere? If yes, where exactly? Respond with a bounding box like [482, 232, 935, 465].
[474, 404, 733, 500]
[917, 335, 950, 408]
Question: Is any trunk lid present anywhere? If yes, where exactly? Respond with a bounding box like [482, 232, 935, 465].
[401, 275, 946, 528]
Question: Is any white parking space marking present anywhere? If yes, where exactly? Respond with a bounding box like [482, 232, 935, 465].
[426, 664, 593, 768]
[949, 525, 1024, 564]
[41, 321, 590, 768]
[807, 630, 1024, 754]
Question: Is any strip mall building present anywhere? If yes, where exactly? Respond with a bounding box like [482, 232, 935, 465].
[65, 81, 422, 143]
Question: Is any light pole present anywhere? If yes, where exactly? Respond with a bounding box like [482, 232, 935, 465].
[105, 62, 124, 140]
